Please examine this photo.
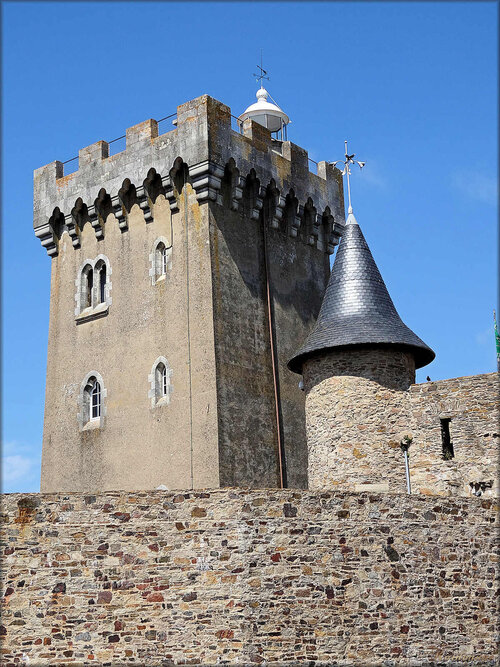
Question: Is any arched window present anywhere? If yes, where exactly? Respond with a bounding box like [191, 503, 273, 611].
[157, 242, 167, 277]
[156, 362, 167, 398]
[150, 239, 171, 285]
[98, 264, 106, 304]
[82, 264, 93, 310]
[148, 357, 173, 406]
[78, 372, 106, 429]
[91, 381, 101, 419]
[76, 256, 112, 321]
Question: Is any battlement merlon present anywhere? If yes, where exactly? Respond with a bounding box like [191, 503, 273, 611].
[33, 94, 345, 256]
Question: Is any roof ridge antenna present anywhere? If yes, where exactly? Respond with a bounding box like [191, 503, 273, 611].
[331, 141, 366, 216]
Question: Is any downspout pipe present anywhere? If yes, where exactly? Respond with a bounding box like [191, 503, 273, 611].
[262, 213, 287, 489]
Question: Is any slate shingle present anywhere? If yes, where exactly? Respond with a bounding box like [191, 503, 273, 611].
[288, 212, 435, 374]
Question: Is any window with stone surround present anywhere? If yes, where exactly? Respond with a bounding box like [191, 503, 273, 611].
[75, 255, 112, 323]
[148, 357, 173, 407]
[150, 238, 172, 285]
[78, 372, 107, 430]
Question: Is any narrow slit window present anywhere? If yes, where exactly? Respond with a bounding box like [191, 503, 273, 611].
[440, 418, 454, 460]
[161, 364, 167, 396]
[156, 242, 167, 278]
[91, 381, 101, 419]
[149, 357, 172, 407]
[99, 265, 106, 304]
[86, 269, 93, 308]
[161, 245, 167, 275]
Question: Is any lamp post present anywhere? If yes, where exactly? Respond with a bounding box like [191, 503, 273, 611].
[400, 435, 413, 494]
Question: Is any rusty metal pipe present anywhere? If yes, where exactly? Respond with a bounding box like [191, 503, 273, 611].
[262, 214, 287, 489]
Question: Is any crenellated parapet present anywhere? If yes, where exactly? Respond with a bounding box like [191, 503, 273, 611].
[34, 95, 345, 257]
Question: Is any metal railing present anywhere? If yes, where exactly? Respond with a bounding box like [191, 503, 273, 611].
[62, 112, 177, 176]
[230, 114, 243, 134]
[308, 157, 318, 174]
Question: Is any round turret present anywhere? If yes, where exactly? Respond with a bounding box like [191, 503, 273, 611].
[288, 211, 435, 493]
[238, 86, 290, 134]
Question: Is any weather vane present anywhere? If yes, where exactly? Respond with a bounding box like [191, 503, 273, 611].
[253, 50, 270, 87]
[331, 141, 365, 214]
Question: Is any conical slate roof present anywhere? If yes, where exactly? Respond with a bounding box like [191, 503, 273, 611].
[288, 211, 435, 374]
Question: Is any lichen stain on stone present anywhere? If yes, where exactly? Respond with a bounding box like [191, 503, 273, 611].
[56, 173, 76, 189]
[274, 156, 289, 185]
[352, 448, 366, 460]
[14, 497, 40, 525]
[187, 187, 205, 261]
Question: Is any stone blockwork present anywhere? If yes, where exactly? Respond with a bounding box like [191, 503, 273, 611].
[35, 94, 345, 493]
[303, 348, 498, 498]
[1, 489, 498, 666]
[409, 373, 499, 498]
[33, 95, 344, 259]
[303, 347, 417, 494]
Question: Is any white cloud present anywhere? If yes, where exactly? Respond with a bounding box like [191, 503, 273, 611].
[452, 172, 498, 207]
[2, 454, 34, 483]
[1, 440, 41, 492]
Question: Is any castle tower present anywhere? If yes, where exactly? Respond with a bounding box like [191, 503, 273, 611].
[288, 208, 435, 493]
[34, 94, 345, 493]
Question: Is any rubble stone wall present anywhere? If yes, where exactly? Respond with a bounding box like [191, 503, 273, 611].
[303, 348, 416, 494]
[303, 349, 497, 498]
[409, 372, 499, 497]
[1, 489, 498, 666]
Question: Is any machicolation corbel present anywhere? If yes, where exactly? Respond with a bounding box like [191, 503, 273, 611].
[34, 207, 65, 257]
[117, 178, 136, 230]
[92, 188, 113, 239]
[143, 168, 166, 209]
[68, 198, 89, 248]
[189, 160, 225, 204]
[33, 96, 346, 257]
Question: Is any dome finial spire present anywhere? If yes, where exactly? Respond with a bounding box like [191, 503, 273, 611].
[238, 54, 290, 139]
[331, 140, 366, 218]
[253, 49, 270, 89]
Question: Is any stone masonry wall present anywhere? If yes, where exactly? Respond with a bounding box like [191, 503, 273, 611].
[303, 348, 416, 494]
[35, 94, 344, 493]
[409, 372, 499, 498]
[303, 346, 497, 498]
[1, 489, 498, 666]
[40, 182, 221, 494]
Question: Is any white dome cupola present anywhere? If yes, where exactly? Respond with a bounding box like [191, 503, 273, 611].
[238, 86, 290, 137]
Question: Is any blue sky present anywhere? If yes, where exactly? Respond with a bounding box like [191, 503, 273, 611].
[2, 1, 497, 493]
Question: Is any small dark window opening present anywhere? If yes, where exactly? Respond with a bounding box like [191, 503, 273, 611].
[99, 265, 106, 304]
[440, 418, 454, 460]
[86, 270, 93, 308]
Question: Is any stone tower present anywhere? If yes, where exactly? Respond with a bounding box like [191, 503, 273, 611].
[34, 93, 345, 493]
[288, 209, 435, 493]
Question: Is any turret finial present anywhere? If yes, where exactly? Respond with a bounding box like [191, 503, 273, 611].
[331, 141, 366, 216]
